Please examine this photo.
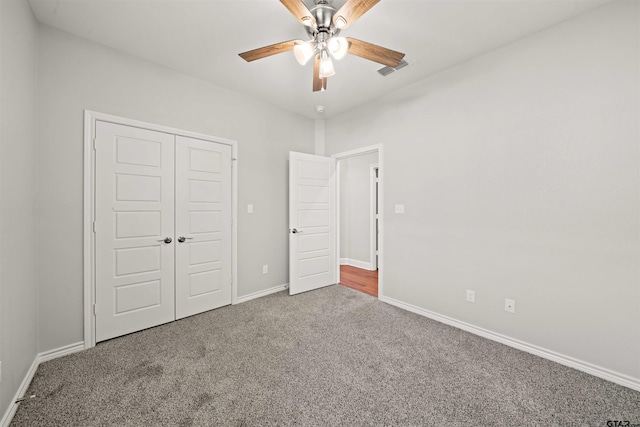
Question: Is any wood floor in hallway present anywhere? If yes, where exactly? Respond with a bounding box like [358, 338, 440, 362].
[339, 265, 378, 297]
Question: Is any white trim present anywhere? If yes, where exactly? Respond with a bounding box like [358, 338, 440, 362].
[339, 258, 373, 270]
[1, 342, 85, 427]
[332, 145, 380, 160]
[83, 110, 238, 348]
[380, 295, 640, 392]
[1, 358, 38, 427]
[335, 159, 342, 285]
[83, 112, 94, 349]
[332, 144, 383, 297]
[236, 284, 288, 304]
[231, 142, 239, 305]
[38, 342, 85, 364]
[369, 164, 379, 270]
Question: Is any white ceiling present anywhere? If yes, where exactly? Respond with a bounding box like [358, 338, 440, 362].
[28, 0, 613, 119]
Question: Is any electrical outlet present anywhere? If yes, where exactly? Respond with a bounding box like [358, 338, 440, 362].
[247, 204, 253, 214]
[262, 265, 268, 274]
[505, 298, 516, 313]
[466, 290, 475, 302]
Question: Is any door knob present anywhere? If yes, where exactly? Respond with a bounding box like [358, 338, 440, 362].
[178, 236, 194, 243]
[291, 228, 303, 234]
[157, 237, 172, 244]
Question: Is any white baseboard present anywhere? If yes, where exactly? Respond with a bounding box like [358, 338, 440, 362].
[38, 341, 85, 364]
[1, 341, 85, 427]
[236, 283, 288, 304]
[379, 295, 640, 392]
[0, 357, 38, 427]
[339, 258, 373, 270]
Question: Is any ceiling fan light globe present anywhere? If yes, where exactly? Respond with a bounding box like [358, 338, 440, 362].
[293, 42, 314, 65]
[320, 56, 336, 78]
[328, 37, 348, 60]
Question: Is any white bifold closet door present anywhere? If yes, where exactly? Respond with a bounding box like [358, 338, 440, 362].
[95, 121, 231, 342]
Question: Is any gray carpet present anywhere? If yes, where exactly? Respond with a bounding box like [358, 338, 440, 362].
[11, 285, 640, 426]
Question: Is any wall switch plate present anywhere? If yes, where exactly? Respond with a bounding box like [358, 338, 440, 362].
[247, 204, 254, 214]
[262, 265, 268, 274]
[505, 298, 516, 313]
[466, 290, 475, 302]
[394, 204, 405, 214]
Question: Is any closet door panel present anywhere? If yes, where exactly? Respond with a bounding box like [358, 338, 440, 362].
[175, 136, 232, 319]
[95, 121, 176, 342]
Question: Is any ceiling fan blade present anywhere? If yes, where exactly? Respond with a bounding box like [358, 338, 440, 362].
[280, 0, 316, 27]
[239, 40, 301, 62]
[313, 54, 324, 92]
[346, 37, 405, 68]
[333, 0, 379, 30]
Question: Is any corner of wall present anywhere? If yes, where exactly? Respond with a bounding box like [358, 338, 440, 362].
[0, 0, 41, 423]
[314, 119, 325, 156]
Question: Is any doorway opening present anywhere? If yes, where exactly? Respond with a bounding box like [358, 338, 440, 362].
[333, 145, 382, 298]
[340, 265, 378, 297]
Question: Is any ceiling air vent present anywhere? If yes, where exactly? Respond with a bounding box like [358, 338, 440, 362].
[377, 59, 409, 76]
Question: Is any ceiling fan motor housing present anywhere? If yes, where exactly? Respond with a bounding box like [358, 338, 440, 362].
[306, 1, 340, 40]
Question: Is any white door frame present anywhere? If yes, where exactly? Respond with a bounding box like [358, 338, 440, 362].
[332, 144, 383, 297]
[370, 164, 379, 270]
[83, 110, 238, 349]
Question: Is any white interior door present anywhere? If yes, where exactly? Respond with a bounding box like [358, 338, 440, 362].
[289, 152, 337, 295]
[95, 121, 176, 342]
[175, 136, 232, 319]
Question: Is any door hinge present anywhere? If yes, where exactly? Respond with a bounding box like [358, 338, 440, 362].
[231, 158, 237, 167]
[375, 214, 379, 220]
[93, 303, 97, 316]
[376, 250, 379, 255]
[93, 139, 97, 150]
[92, 221, 96, 233]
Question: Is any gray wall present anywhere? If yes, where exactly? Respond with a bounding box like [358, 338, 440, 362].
[339, 152, 378, 268]
[326, 1, 639, 380]
[36, 26, 314, 352]
[0, 0, 39, 417]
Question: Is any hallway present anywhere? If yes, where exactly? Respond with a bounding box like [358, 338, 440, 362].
[339, 265, 378, 297]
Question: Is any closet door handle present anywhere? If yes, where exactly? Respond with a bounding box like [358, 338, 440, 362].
[158, 237, 172, 244]
[178, 236, 193, 243]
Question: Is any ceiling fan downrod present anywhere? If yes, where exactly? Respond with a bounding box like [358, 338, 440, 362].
[295, 1, 347, 74]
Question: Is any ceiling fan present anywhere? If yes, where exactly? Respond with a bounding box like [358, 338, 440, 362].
[239, 0, 405, 92]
